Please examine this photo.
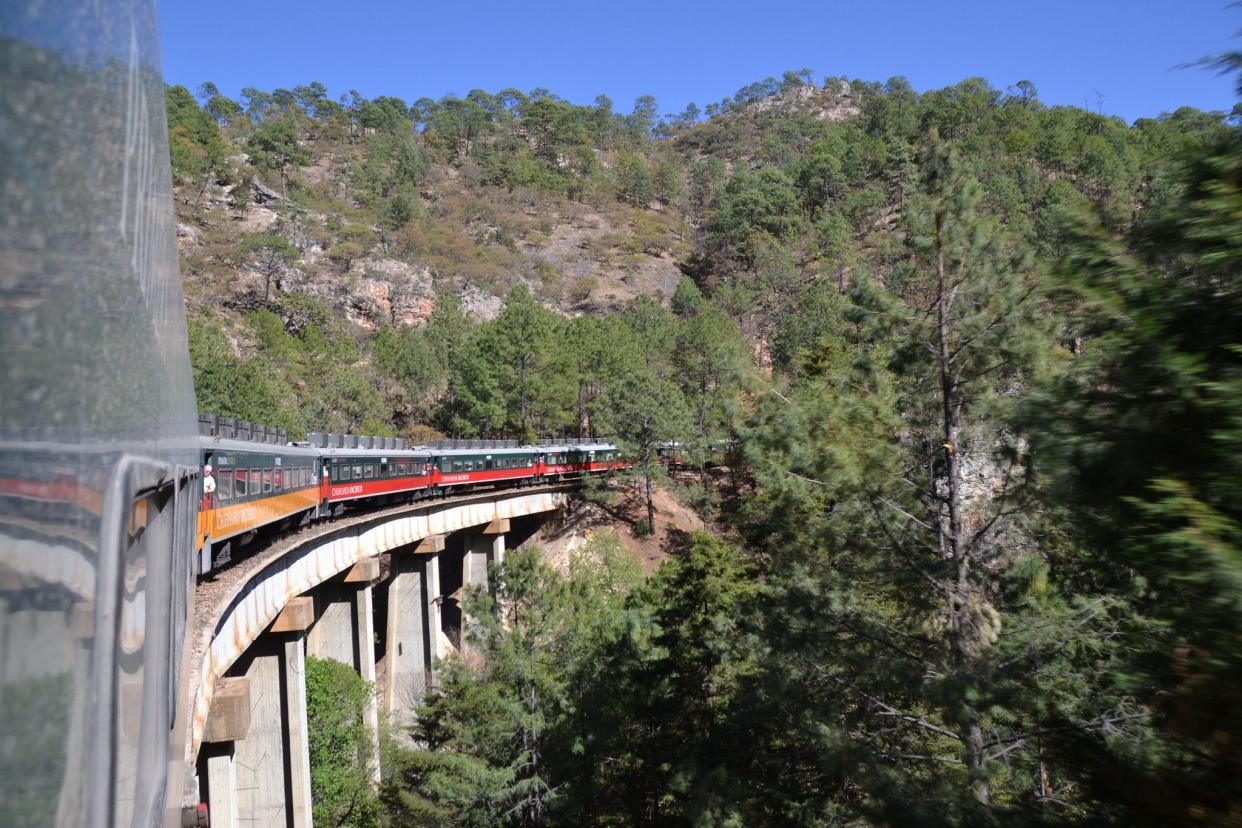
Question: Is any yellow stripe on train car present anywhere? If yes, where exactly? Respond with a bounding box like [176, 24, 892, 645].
[199, 487, 320, 545]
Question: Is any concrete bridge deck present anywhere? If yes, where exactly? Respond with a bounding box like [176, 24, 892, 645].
[180, 483, 576, 821]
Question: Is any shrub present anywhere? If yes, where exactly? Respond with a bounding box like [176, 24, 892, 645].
[305, 656, 378, 828]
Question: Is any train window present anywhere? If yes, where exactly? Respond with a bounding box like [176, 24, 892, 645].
[336, 465, 347, 481]
[381, 463, 390, 476]
[453, 461, 463, 472]
[353, 465, 363, 479]
[218, 472, 232, 500]
[263, 469, 273, 493]
[364, 465, 374, 479]
[251, 469, 261, 494]
[236, 470, 247, 497]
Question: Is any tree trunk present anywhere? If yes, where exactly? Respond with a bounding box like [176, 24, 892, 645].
[518, 359, 528, 442]
[643, 450, 656, 534]
[935, 209, 990, 805]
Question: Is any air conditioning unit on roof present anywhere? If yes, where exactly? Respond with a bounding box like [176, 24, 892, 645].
[197, 413, 218, 436]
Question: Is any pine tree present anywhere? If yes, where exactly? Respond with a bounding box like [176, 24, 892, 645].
[1031, 131, 1242, 823]
[600, 370, 690, 533]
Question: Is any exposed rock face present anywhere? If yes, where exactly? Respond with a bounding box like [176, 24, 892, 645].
[176, 222, 202, 252]
[251, 179, 285, 205]
[283, 257, 435, 329]
[742, 82, 861, 121]
[458, 283, 503, 321]
[237, 205, 279, 233]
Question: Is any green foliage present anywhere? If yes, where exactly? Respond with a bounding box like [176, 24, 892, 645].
[614, 153, 655, 206]
[237, 232, 298, 300]
[187, 314, 301, 433]
[249, 114, 309, 194]
[1027, 132, 1242, 822]
[601, 369, 691, 532]
[166, 84, 230, 195]
[385, 542, 640, 826]
[305, 656, 378, 828]
[167, 70, 1242, 826]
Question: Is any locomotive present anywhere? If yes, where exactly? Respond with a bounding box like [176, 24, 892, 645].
[195, 413, 625, 574]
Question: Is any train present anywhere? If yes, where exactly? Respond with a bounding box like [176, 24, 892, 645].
[195, 413, 627, 574]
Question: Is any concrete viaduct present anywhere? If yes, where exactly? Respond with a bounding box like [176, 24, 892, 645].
[179, 484, 575, 827]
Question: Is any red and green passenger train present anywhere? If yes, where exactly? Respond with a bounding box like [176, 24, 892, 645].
[195, 415, 625, 574]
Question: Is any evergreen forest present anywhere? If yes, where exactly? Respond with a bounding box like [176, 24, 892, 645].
[171, 62, 1242, 825]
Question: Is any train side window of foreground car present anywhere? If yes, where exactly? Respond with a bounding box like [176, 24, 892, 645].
[250, 469, 261, 494]
[381, 463, 390, 476]
[353, 465, 363, 479]
[218, 472, 232, 500]
[236, 470, 247, 497]
[364, 465, 374, 479]
[263, 469, 273, 493]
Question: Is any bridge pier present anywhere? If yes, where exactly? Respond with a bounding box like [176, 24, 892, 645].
[308, 561, 381, 782]
[426, 547, 446, 665]
[384, 535, 444, 741]
[233, 639, 292, 827]
[462, 519, 508, 658]
[188, 488, 573, 819]
[273, 599, 314, 828]
[204, 744, 238, 828]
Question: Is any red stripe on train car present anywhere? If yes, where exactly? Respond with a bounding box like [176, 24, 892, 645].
[326, 475, 433, 503]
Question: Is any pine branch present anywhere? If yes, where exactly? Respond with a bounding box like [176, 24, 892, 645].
[823, 671, 963, 743]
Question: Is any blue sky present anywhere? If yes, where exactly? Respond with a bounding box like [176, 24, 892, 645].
[159, 0, 1239, 123]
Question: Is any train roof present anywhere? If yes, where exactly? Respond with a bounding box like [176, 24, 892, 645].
[318, 446, 431, 459]
[197, 434, 321, 458]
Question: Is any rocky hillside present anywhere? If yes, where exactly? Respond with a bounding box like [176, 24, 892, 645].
[169, 72, 1230, 440]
